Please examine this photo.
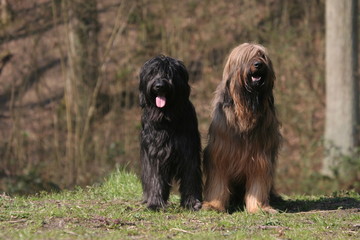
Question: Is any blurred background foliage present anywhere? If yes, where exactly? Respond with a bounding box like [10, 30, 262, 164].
[0, 0, 358, 195]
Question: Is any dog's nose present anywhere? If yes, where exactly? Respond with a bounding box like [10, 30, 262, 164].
[154, 82, 164, 91]
[254, 61, 263, 69]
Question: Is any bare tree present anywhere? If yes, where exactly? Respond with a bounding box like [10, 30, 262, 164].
[64, 0, 99, 184]
[0, 0, 13, 25]
[323, 0, 359, 177]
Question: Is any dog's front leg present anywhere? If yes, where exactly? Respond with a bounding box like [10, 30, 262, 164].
[145, 161, 171, 210]
[178, 162, 202, 211]
[141, 148, 170, 210]
[203, 172, 230, 212]
[244, 174, 276, 214]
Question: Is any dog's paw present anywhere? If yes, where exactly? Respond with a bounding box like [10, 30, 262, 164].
[259, 206, 278, 214]
[146, 199, 167, 211]
[147, 203, 162, 211]
[192, 200, 202, 211]
[202, 201, 226, 212]
[246, 205, 278, 214]
[182, 198, 202, 211]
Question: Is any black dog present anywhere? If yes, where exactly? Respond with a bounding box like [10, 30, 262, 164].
[139, 55, 202, 211]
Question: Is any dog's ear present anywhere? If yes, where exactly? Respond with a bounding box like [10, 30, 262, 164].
[139, 65, 150, 108]
[180, 68, 191, 98]
[267, 93, 275, 112]
[139, 91, 146, 108]
[174, 60, 191, 99]
[178, 61, 189, 83]
[222, 78, 233, 107]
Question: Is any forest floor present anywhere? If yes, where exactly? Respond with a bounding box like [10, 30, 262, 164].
[1, 170, 359, 240]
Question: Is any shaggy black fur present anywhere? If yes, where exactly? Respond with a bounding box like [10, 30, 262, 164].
[139, 55, 202, 211]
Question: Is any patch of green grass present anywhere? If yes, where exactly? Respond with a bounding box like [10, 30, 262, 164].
[1, 170, 359, 239]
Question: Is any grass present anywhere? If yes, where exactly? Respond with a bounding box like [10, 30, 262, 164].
[1, 170, 359, 240]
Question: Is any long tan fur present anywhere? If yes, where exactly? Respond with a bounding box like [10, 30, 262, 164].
[203, 43, 281, 213]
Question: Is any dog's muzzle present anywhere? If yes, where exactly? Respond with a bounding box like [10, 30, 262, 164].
[251, 61, 263, 82]
[249, 60, 267, 87]
[152, 79, 170, 108]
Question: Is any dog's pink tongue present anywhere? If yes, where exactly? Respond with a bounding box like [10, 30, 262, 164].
[251, 76, 261, 82]
[156, 96, 166, 108]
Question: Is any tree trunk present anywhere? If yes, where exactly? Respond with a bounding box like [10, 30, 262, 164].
[323, 0, 359, 177]
[0, 0, 13, 25]
[64, 0, 99, 185]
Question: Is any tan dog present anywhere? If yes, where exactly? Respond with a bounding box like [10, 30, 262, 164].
[203, 43, 281, 213]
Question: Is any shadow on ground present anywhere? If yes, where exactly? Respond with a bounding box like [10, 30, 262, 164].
[227, 191, 360, 214]
[272, 195, 360, 213]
